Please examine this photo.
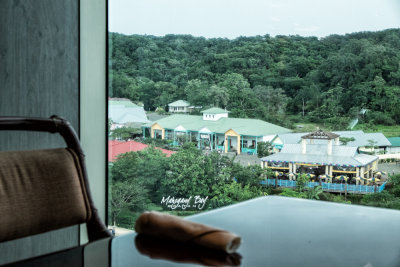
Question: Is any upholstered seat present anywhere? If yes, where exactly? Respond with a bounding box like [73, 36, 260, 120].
[0, 116, 111, 243]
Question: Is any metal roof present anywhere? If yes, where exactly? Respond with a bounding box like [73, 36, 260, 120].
[281, 144, 358, 157]
[168, 100, 190, 107]
[343, 133, 391, 147]
[388, 137, 400, 147]
[143, 114, 291, 136]
[279, 131, 391, 147]
[201, 107, 229, 114]
[109, 99, 140, 108]
[261, 143, 378, 167]
[109, 101, 150, 124]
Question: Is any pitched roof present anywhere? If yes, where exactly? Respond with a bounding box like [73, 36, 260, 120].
[281, 144, 358, 156]
[261, 143, 378, 167]
[108, 140, 175, 162]
[143, 114, 291, 136]
[109, 100, 149, 124]
[147, 113, 169, 122]
[109, 98, 140, 108]
[344, 133, 391, 147]
[201, 107, 229, 114]
[388, 137, 400, 147]
[279, 131, 391, 147]
[168, 100, 190, 107]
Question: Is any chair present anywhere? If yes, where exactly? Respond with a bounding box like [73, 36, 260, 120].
[0, 116, 112, 243]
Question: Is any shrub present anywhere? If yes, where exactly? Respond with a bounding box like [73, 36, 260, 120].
[331, 195, 351, 204]
[361, 191, 396, 205]
[388, 174, 400, 197]
[365, 111, 395, 126]
[279, 188, 307, 198]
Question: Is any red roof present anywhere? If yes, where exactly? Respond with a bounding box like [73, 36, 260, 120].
[108, 140, 175, 162]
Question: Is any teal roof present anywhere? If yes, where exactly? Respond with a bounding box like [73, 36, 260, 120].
[388, 137, 400, 147]
[144, 114, 291, 136]
[168, 100, 190, 107]
[201, 107, 229, 114]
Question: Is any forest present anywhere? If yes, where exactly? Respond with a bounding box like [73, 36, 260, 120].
[109, 28, 400, 130]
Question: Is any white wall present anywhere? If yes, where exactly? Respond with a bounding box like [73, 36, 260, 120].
[203, 112, 228, 121]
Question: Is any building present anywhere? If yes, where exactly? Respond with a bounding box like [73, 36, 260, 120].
[168, 100, 190, 113]
[275, 131, 391, 154]
[387, 137, 400, 154]
[261, 130, 379, 180]
[108, 140, 175, 162]
[142, 108, 291, 155]
[109, 98, 150, 129]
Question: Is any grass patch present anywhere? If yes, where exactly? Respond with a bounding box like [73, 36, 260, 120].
[354, 124, 400, 137]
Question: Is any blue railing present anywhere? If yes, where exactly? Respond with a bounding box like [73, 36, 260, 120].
[379, 182, 387, 191]
[261, 179, 385, 194]
[242, 148, 256, 155]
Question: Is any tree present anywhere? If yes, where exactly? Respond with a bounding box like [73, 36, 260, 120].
[208, 85, 229, 108]
[253, 85, 290, 121]
[110, 127, 141, 141]
[153, 82, 178, 110]
[184, 79, 209, 107]
[111, 145, 169, 207]
[257, 142, 273, 158]
[339, 137, 355, 145]
[110, 180, 147, 226]
[210, 182, 265, 208]
[296, 173, 310, 192]
[388, 174, 400, 197]
[367, 139, 378, 153]
[161, 143, 211, 197]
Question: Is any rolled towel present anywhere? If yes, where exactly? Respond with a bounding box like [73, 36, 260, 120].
[135, 211, 242, 253]
[135, 234, 242, 266]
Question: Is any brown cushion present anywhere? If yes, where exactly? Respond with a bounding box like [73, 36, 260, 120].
[0, 148, 91, 242]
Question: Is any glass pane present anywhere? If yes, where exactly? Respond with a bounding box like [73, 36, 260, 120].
[108, 0, 400, 230]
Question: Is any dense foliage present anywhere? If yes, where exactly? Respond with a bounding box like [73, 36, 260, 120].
[110, 144, 268, 228]
[110, 29, 400, 128]
[110, 144, 400, 228]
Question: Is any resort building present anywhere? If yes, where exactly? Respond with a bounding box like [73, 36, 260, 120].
[261, 130, 379, 179]
[275, 131, 391, 154]
[109, 98, 150, 129]
[142, 108, 291, 155]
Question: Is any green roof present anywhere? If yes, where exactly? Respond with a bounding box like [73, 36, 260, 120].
[201, 107, 229, 114]
[168, 100, 190, 107]
[144, 114, 291, 136]
[388, 137, 400, 147]
[109, 100, 139, 108]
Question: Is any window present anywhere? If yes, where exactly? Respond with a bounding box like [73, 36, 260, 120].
[108, 0, 400, 230]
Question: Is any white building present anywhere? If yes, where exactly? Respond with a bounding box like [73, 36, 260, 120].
[168, 100, 190, 113]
